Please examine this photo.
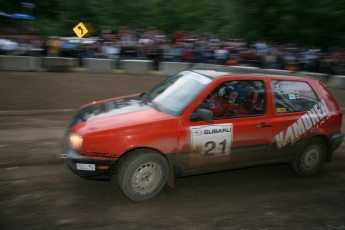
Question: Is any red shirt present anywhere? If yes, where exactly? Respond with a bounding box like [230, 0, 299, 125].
[207, 97, 248, 118]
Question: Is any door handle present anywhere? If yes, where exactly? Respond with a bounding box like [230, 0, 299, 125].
[258, 123, 272, 128]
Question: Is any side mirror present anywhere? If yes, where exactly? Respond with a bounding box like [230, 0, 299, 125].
[190, 108, 213, 122]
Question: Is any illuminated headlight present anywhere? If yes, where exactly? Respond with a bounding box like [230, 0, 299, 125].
[68, 132, 83, 150]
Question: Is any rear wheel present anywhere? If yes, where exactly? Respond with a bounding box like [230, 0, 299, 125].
[116, 149, 169, 201]
[292, 138, 326, 176]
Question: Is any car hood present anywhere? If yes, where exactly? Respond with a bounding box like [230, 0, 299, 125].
[70, 95, 156, 127]
[70, 95, 174, 130]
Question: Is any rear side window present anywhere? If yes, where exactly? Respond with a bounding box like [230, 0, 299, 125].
[271, 80, 319, 113]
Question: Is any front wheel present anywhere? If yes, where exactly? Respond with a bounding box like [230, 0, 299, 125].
[116, 149, 169, 201]
[291, 138, 326, 176]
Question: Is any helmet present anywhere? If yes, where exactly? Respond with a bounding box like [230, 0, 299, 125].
[225, 84, 247, 103]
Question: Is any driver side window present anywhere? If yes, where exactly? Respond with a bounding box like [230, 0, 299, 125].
[201, 80, 266, 119]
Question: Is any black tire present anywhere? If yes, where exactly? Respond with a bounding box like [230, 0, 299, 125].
[291, 138, 326, 176]
[116, 149, 169, 201]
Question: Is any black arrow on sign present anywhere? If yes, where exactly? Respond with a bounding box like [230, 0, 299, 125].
[78, 26, 83, 35]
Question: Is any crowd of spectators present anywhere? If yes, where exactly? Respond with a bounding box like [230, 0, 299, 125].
[1, 28, 345, 75]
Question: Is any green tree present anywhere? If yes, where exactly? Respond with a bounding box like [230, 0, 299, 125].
[1, 0, 345, 47]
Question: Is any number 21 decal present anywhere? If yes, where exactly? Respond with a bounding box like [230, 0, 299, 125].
[204, 139, 227, 156]
[190, 124, 233, 157]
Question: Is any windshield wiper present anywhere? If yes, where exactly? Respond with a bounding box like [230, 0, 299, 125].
[140, 92, 151, 103]
[140, 92, 163, 112]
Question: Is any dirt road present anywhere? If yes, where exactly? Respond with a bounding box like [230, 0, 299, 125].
[0, 72, 344, 230]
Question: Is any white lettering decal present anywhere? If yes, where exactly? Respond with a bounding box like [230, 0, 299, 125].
[275, 99, 330, 149]
[275, 131, 285, 149]
[319, 99, 331, 118]
[308, 108, 320, 125]
[314, 103, 325, 120]
[301, 113, 313, 131]
[292, 118, 306, 140]
[285, 126, 296, 145]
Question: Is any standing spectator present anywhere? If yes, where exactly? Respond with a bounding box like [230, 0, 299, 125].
[181, 43, 194, 62]
[46, 37, 60, 57]
[0, 38, 18, 55]
[214, 45, 229, 65]
[170, 44, 183, 62]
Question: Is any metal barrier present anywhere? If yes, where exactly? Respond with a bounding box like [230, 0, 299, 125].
[120, 60, 153, 74]
[159, 62, 192, 75]
[0, 56, 344, 90]
[42, 57, 78, 72]
[327, 75, 345, 89]
[84, 58, 115, 74]
[0, 55, 41, 71]
[295, 71, 329, 83]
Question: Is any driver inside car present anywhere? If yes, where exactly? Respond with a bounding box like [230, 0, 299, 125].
[207, 85, 249, 118]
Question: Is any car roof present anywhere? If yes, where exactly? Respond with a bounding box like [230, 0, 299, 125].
[189, 65, 318, 82]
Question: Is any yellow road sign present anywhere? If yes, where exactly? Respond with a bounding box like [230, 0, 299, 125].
[73, 22, 89, 38]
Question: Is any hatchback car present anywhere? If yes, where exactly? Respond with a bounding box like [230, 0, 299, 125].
[63, 67, 344, 201]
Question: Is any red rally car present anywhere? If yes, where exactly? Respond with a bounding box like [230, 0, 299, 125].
[63, 67, 344, 201]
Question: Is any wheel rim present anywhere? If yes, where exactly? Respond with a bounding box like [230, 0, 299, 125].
[301, 145, 322, 171]
[132, 162, 162, 195]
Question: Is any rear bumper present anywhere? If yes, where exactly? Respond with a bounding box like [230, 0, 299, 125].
[62, 139, 118, 180]
[329, 131, 345, 151]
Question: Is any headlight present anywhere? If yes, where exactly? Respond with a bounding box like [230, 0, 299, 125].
[68, 132, 83, 150]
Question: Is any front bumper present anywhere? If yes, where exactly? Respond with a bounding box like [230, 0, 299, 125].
[62, 139, 118, 180]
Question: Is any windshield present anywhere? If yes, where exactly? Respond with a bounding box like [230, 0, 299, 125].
[145, 71, 212, 116]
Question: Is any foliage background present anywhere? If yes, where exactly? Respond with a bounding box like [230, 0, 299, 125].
[1, 0, 345, 48]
